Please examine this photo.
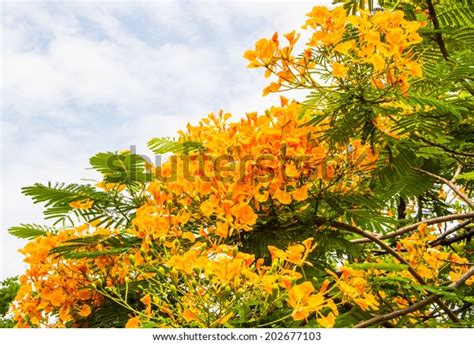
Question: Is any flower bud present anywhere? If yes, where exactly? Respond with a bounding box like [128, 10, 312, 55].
[221, 285, 232, 298]
[173, 239, 180, 250]
[157, 266, 165, 279]
[272, 283, 279, 298]
[170, 285, 177, 296]
[170, 268, 179, 285]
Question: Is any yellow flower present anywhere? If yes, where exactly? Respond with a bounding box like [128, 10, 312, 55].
[96, 182, 125, 192]
[285, 162, 299, 178]
[181, 231, 196, 242]
[212, 312, 235, 326]
[287, 282, 315, 320]
[334, 40, 354, 55]
[332, 62, 348, 78]
[406, 61, 422, 77]
[369, 54, 385, 72]
[268, 245, 286, 262]
[317, 312, 336, 328]
[69, 199, 94, 210]
[200, 199, 216, 217]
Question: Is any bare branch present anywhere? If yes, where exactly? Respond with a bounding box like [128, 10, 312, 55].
[352, 212, 474, 244]
[355, 267, 474, 328]
[414, 168, 474, 209]
[416, 136, 474, 158]
[433, 229, 473, 246]
[425, 0, 449, 61]
[326, 220, 460, 323]
[429, 220, 472, 246]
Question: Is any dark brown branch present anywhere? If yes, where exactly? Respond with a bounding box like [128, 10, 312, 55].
[434, 229, 472, 246]
[354, 267, 474, 328]
[426, 0, 449, 60]
[414, 168, 474, 209]
[352, 212, 474, 244]
[326, 220, 459, 323]
[429, 220, 472, 246]
[416, 136, 474, 158]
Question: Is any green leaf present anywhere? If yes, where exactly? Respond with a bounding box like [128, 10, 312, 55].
[8, 223, 55, 239]
[89, 152, 152, 183]
[455, 171, 474, 180]
[147, 137, 202, 155]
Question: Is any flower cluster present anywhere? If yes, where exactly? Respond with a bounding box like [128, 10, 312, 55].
[131, 101, 378, 243]
[244, 6, 424, 96]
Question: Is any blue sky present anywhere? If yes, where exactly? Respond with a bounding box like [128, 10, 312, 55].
[1, 0, 331, 279]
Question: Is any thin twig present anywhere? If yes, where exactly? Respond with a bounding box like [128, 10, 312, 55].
[414, 168, 474, 209]
[324, 220, 460, 323]
[354, 267, 474, 327]
[450, 165, 463, 183]
[426, 0, 449, 61]
[352, 212, 474, 244]
[429, 220, 472, 246]
[433, 229, 473, 246]
[415, 136, 474, 158]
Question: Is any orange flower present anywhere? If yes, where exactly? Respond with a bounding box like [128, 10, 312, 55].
[182, 309, 198, 323]
[215, 221, 230, 238]
[291, 185, 308, 201]
[274, 188, 292, 205]
[59, 305, 72, 323]
[125, 316, 140, 328]
[79, 304, 92, 317]
[285, 162, 299, 178]
[231, 203, 258, 226]
[140, 294, 152, 315]
[69, 199, 94, 210]
[284, 30, 300, 46]
[262, 82, 281, 96]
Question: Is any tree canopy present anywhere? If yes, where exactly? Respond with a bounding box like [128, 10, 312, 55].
[6, 0, 474, 328]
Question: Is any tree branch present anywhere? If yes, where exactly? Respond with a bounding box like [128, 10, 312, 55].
[415, 136, 474, 157]
[354, 266, 474, 327]
[325, 220, 460, 323]
[352, 212, 474, 244]
[426, 0, 449, 61]
[429, 219, 472, 246]
[414, 168, 474, 209]
[433, 229, 472, 246]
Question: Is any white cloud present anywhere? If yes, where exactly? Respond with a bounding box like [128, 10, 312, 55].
[1, 0, 332, 279]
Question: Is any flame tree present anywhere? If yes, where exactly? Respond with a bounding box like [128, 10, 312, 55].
[7, 0, 474, 328]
